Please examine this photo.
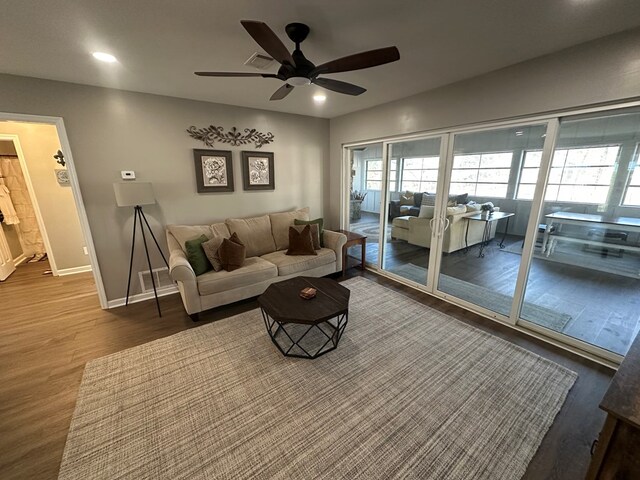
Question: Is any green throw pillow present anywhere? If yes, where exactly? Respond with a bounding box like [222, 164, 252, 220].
[184, 234, 212, 276]
[295, 218, 324, 247]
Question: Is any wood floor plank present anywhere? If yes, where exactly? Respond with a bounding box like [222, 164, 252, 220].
[0, 259, 614, 480]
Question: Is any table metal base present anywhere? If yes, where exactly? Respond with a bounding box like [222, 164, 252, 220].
[261, 309, 349, 359]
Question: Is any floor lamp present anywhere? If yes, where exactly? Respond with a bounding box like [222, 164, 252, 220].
[114, 182, 169, 317]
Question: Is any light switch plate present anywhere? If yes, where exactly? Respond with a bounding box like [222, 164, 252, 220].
[121, 170, 136, 180]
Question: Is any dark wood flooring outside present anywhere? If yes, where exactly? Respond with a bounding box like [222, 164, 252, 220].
[0, 259, 614, 479]
[350, 213, 640, 356]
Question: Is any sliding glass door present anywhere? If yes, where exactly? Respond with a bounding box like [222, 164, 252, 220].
[520, 108, 640, 356]
[380, 136, 444, 288]
[343, 103, 640, 363]
[435, 124, 548, 317]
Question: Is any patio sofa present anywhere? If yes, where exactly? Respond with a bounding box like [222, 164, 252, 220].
[166, 208, 347, 320]
[391, 205, 500, 253]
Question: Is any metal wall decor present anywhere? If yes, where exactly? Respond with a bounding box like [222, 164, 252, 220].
[186, 125, 274, 149]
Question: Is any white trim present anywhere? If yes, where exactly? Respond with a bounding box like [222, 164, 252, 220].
[57, 265, 92, 276]
[13, 253, 27, 266]
[106, 285, 178, 309]
[0, 134, 59, 275]
[341, 99, 640, 151]
[0, 112, 108, 309]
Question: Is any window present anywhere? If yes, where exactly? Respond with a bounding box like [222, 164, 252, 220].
[365, 160, 382, 190]
[516, 146, 619, 203]
[450, 152, 512, 197]
[622, 145, 640, 206]
[399, 156, 439, 193]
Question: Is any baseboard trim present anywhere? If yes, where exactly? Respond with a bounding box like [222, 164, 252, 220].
[57, 265, 93, 276]
[107, 285, 179, 309]
[13, 254, 27, 266]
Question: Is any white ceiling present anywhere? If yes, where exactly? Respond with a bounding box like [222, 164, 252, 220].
[2, 0, 640, 119]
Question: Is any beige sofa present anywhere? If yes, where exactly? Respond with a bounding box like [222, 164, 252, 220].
[166, 208, 347, 320]
[391, 205, 500, 253]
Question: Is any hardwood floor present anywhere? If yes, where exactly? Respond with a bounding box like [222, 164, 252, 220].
[0, 260, 614, 479]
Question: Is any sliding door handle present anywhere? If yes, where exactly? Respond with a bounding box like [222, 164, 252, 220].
[443, 217, 451, 231]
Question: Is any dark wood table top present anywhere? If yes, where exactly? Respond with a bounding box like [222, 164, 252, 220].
[336, 229, 367, 242]
[600, 333, 640, 429]
[258, 277, 350, 325]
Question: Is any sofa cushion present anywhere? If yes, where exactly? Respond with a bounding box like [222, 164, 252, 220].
[286, 225, 317, 256]
[419, 205, 435, 218]
[269, 207, 310, 250]
[184, 234, 212, 276]
[400, 191, 414, 206]
[196, 257, 277, 296]
[210, 222, 231, 239]
[202, 235, 225, 271]
[219, 233, 246, 272]
[291, 223, 321, 250]
[295, 218, 324, 247]
[167, 225, 213, 253]
[225, 214, 276, 257]
[447, 205, 467, 216]
[392, 216, 412, 229]
[261, 248, 336, 276]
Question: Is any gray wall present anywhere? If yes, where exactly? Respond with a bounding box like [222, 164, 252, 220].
[0, 75, 329, 301]
[328, 28, 640, 226]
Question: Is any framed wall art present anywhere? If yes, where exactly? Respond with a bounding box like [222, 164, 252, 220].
[193, 149, 234, 193]
[241, 151, 274, 191]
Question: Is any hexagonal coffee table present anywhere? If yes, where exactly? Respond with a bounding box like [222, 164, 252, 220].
[258, 277, 350, 359]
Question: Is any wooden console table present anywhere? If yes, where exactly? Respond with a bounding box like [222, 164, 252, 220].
[336, 230, 366, 276]
[586, 334, 640, 479]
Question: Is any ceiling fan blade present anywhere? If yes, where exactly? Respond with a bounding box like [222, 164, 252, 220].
[270, 84, 294, 101]
[194, 72, 279, 78]
[312, 78, 366, 96]
[241, 20, 296, 68]
[311, 46, 400, 76]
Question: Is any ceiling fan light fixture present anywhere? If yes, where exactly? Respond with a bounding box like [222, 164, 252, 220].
[288, 76, 311, 86]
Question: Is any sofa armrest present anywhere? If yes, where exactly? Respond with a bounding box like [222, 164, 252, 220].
[323, 229, 347, 271]
[166, 231, 196, 282]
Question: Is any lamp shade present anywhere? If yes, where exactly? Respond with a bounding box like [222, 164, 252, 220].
[113, 182, 156, 207]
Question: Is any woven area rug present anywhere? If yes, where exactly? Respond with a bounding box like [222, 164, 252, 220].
[388, 263, 572, 332]
[349, 220, 392, 245]
[59, 277, 577, 480]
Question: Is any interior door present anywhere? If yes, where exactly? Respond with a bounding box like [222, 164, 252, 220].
[0, 224, 16, 281]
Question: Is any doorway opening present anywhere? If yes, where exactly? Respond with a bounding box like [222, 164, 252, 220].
[0, 114, 106, 308]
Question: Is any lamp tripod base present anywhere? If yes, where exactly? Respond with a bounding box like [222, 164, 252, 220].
[125, 205, 169, 317]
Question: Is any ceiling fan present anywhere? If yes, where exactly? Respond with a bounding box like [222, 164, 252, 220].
[195, 20, 400, 101]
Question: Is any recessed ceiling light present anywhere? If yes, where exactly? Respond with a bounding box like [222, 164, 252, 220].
[92, 52, 117, 63]
[515, 130, 524, 136]
[313, 93, 326, 103]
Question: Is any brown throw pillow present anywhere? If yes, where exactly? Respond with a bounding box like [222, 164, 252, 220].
[291, 223, 320, 250]
[201, 235, 225, 272]
[286, 225, 317, 256]
[219, 232, 246, 271]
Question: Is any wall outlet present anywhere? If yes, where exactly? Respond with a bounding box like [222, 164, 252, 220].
[83, 246, 88, 255]
[121, 170, 136, 180]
